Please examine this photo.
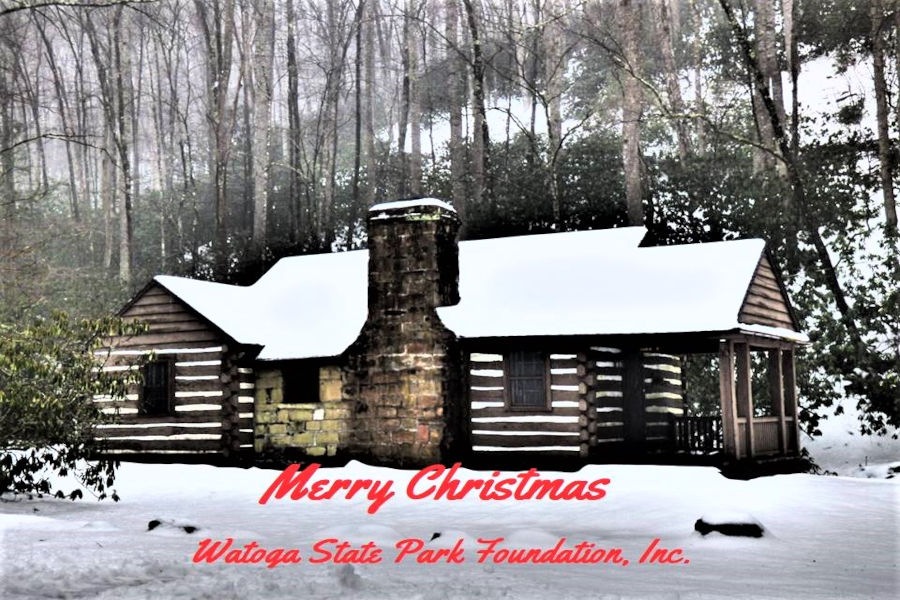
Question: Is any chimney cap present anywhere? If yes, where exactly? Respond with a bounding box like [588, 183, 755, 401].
[368, 197, 456, 214]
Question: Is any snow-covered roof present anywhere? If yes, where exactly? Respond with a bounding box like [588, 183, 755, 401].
[369, 197, 456, 213]
[156, 249, 368, 360]
[151, 226, 804, 361]
[440, 236, 776, 338]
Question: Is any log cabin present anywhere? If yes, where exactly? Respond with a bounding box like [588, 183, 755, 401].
[95, 198, 807, 468]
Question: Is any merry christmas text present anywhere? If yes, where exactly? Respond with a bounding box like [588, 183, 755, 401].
[257, 463, 611, 514]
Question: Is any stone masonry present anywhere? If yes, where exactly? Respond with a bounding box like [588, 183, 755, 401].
[343, 200, 467, 466]
[254, 366, 350, 458]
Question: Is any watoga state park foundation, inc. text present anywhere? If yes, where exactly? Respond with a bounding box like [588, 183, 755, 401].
[192, 537, 689, 569]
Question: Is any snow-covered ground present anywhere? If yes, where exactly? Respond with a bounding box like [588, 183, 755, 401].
[1, 446, 897, 600]
[803, 401, 900, 477]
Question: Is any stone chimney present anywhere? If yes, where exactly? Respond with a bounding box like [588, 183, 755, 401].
[345, 198, 466, 466]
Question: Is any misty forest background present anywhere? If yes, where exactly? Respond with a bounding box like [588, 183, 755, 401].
[0, 0, 897, 439]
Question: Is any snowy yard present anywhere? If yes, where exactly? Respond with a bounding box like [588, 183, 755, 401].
[1, 438, 898, 600]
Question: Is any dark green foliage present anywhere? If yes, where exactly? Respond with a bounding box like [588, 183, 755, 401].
[797, 0, 871, 65]
[0, 312, 144, 499]
[465, 132, 627, 239]
[682, 354, 720, 417]
[0, 187, 133, 322]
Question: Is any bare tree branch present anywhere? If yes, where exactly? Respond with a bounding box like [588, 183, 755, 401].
[0, 0, 157, 18]
[0, 132, 115, 162]
[575, 17, 785, 163]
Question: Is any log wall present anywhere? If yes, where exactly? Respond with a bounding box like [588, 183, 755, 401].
[469, 352, 582, 454]
[468, 347, 685, 456]
[590, 346, 627, 448]
[92, 283, 254, 457]
[642, 352, 685, 447]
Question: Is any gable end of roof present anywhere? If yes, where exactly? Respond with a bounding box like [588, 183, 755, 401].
[117, 280, 243, 349]
[737, 251, 800, 332]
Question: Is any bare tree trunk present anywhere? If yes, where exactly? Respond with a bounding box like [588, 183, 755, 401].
[751, 0, 785, 173]
[251, 0, 276, 258]
[159, 3, 194, 268]
[150, 30, 170, 268]
[84, 8, 133, 282]
[756, 0, 786, 121]
[619, 0, 644, 226]
[56, 17, 93, 219]
[408, 0, 422, 196]
[691, 0, 706, 155]
[286, 0, 301, 243]
[131, 24, 145, 259]
[783, 0, 799, 157]
[0, 59, 16, 244]
[241, 12, 253, 237]
[194, 0, 237, 277]
[445, 0, 466, 218]
[894, 7, 900, 141]
[113, 8, 133, 284]
[315, 0, 354, 249]
[544, 0, 566, 227]
[398, 6, 410, 197]
[15, 50, 49, 194]
[424, 9, 437, 169]
[528, 0, 541, 164]
[150, 67, 167, 268]
[35, 15, 80, 221]
[16, 100, 34, 194]
[349, 0, 365, 247]
[656, 0, 690, 159]
[463, 0, 491, 206]
[101, 125, 115, 273]
[364, 0, 378, 207]
[870, 0, 897, 234]
[667, 0, 680, 36]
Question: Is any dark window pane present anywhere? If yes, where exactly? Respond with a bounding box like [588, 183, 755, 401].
[511, 378, 545, 406]
[508, 351, 546, 408]
[509, 350, 544, 377]
[141, 360, 172, 415]
[283, 362, 320, 404]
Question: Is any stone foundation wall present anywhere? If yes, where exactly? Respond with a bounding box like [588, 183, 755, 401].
[254, 366, 350, 458]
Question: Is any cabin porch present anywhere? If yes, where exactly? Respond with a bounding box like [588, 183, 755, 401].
[715, 336, 801, 462]
[657, 334, 802, 466]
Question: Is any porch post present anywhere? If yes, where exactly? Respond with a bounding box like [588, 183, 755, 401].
[718, 340, 739, 459]
[769, 348, 787, 455]
[783, 347, 799, 455]
[735, 342, 754, 458]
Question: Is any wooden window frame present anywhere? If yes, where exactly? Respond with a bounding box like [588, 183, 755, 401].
[139, 357, 175, 416]
[503, 351, 551, 412]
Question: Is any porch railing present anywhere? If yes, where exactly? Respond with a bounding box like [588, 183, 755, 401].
[670, 415, 723, 454]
